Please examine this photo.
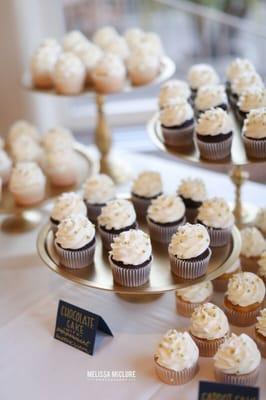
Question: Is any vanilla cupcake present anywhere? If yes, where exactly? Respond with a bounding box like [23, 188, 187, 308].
[91, 53, 126, 93]
[55, 214, 96, 269]
[140, 32, 164, 58]
[105, 36, 129, 61]
[9, 161, 46, 206]
[197, 197, 234, 247]
[230, 72, 263, 107]
[53, 52, 86, 95]
[127, 47, 160, 86]
[224, 272, 265, 326]
[168, 223, 211, 279]
[195, 85, 228, 114]
[44, 148, 79, 187]
[42, 126, 74, 151]
[83, 174, 115, 222]
[0, 149, 12, 184]
[196, 108, 233, 160]
[131, 171, 162, 218]
[10, 135, 42, 164]
[236, 87, 266, 124]
[187, 64, 219, 97]
[175, 281, 213, 317]
[213, 259, 241, 292]
[147, 195, 185, 244]
[255, 207, 266, 237]
[124, 27, 144, 50]
[7, 120, 40, 147]
[240, 227, 266, 272]
[160, 101, 194, 147]
[50, 192, 87, 231]
[75, 43, 103, 84]
[98, 199, 137, 250]
[254, 309, 266, 357]
[258, 252, 266, 284]
[63, 30, 89, 52]
[214, 333, 261, 385]
[159, 79, 191, 109]
[189, 303, 229, 357]
[242, 108, 266, 159]
[92, 26, 119, 49]
[109, 229, 152, 287]
[178, 178, 207, 223]
[154, 330, 199, 385]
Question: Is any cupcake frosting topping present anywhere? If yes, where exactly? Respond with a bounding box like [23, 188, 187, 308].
[240, 227, 265, 257]
[160, 101, 193, 127]
[198, 197, 234, 229]
[55, 214, 95, 250]
[98, 199, 136, 230]
[226, 58, 255, 82]
[196, 108, 232, 136]
[159, 79, 191, 107]
[231, 72, 263, 96]
[243, 107, 266, 139]
[169, 223, 210, 259]
[226, 272, 265, 307]
[195, 85, 227, 111]
[93, 53, 126, 78]
[176, 281, 213, 303]
[178, 178, 207, 202]
[132, 171, 162, 198]
[127, 47, 160, 73]
[187, 64, 219, 90]
[238, 87, 266, 112]
[258, 251, 266, 278]
[110, 229, 152, 265]
[155, 330, 199, 372]
[9, 162, 45, 193]
[255, 207, 266, 234]
[10, 135, 42, 163]
[148, 195, 185, 224]
[8, 120, 39, 145]
[190, 303, 229, 340]
[93, 26, 118, 49]
[54, 52, 86, 80]
[256, 308, 266, 337]
[31, 43, 61, 77]
[83, 174, 115, 204]
[51, 192, 87, 222]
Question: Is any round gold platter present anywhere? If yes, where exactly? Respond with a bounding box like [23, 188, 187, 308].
[37, 221, 241, 295]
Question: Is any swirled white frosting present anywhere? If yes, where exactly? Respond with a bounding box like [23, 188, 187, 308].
[110, 229, 152, 265]
[176, 281, 213, 303]
[7, 120, 39, 146]
[190, 303, 229, 340]
[187, 64, 219, 90]
[198, 197, 234, 229]
[92, 53, 126, 79]
[240, 227, 265, 257]
[141, 32, 164, 57]
[42, 126, 74, 151]
[231, 72, 264, 96]
[237, 87, 266, 112]
[195, 85, 227, 111]
[63, 30, 89, 52]
[243, 107, 266, 139]
[51, 192, 87, 222]
[92, 26, 119, 49]
[169, 223, 210, 259]
[132, 171, 162, 198]
[255, 207, 266, 234]
[76, 43, 103, 73]
[127, 48, 160, 74]
[226, 58, 255, 83]
[10, 135, 42, 163]
[54, 52, 86, 82]
[256, 308, 266, 337]
[0, 149, 12, 183]
[258, 251, 266, 278]
[226, 272, 265, 306]
[196, 108, 232, 136]
[147, 195, 185, 224]
[98, 199, 136, 230]
[83, 174, 115, 204]
[155, 330, 199, 372]
[160, 102, 194, 127]
[159, 80, 191, 108]
[214, 333, 261, 375]
[55, 214, 95, 250]
[105, 36, 129, 60]
[124, 27, 144, 49]
[9, 162, 46, 194]
[178, 178, 207, 202]
[31, 41, 61, 80]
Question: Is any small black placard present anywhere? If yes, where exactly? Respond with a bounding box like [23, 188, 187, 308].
[54, 300, 113, 355]
[198, 381, 259, 400]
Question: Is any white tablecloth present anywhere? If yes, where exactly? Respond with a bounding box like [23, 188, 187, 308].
[0, 151, 265, 400]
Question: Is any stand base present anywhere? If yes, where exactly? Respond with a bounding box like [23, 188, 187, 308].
[100, 156, 132, 184]
[1, 210, 42, 233]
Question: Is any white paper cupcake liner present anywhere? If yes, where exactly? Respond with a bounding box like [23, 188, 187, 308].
[86, 202, 104, 223]
[224, 301, 262, 327]
[147, 217, 186, 244]
[175, 295, 212, 317]
[254, 330, 266, 358]
[243, 135, 266, 160]
[154, 356, 198, 385]
[196, 135, 232, 160]
[109, 255, 152, 287]
[206, 226, 232, 247]
[190, 333, 227, 357]
[169, 249, 211, 280]
[131, 194, 153, 219]
[214, 366, 260, 386]
[54, 240, 96, 269]
[99, 224, 138, 251]
[162, 124, 194, 147]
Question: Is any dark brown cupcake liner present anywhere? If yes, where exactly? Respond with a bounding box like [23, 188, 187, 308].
[224, 302, 262, 327]
[169, 249, 211, 280]
[185, 207, 198, 224]
[196, 134, 232, 160]
[162, 124, 194, 147]
[154, 356, 198, 385]
[214, 366, 260, 386]
[254, 330, 266, 358]
[109, 255, 152, 287]
[86, 202, 104, 224]
[147, 216, 186, 244]
[131, 194, 153, 219]
[99, 224, 138, 251]
[243, 135, 266, 160]
[54, 240, 96, 269]
[190, 333, 227, 357]
[240, 255, 259, 273]
[206, 226, 232, 247]
[175, 294, 213, 317]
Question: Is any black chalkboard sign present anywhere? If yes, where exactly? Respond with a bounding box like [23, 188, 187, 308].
[198, 380, 259, 400]
[54, 300, 113, 355]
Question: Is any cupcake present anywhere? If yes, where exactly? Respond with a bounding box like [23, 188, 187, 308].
[255, 207, 266, 237]
[75, 43, 103, 85]
[187, 64, 219, 97]
[212, 259, 241, 292]
[50, 192, 87, 231]
[98, 199, 137, 250]
[9, 161, 46, 206]
[158, 79, 191, 109]
[127, 47, 160, 86]
[109, 229, 152, 287]
[197, 197, 234, 247]
[196, 108, 233, 160]
[160, 101, 194, 147]
[189, 303, 230, 357]
[242, 108, 266, 160]
[214, 333, 261, 385]
[177, 178, 207, 223]
[7, 120, 40, 147]
[154, 330, 199, 385]
[258, 251, 266, 284]
[139, 32, 164, 58]
[53, 52, 86, 95]
[175, 281, 213, 317]
[92, 26, 119, 49]
[0, 149, 12, 185]
[240, 227, 266, 272]
[230, 72, 263, 108]
[105, 36, 129, 61]
[194, 85, 228, 115]
[147, 195, 185, 244]
[236, 87, 266, 125]
[124, 27, 144, 50]
[168, 223, 211, 280]
[10, 135, 42, 164]
[254, 309, 266, 357]
[44, 148, 79, 187]
[83, 174, 115, 223]
[131, 171, 162, 218]
[91, 53, 126, 93]
[63, 30, 90, 52]
[226, 58, 255, 90]
[42, 126, 74, 152]
[55, 214, 96, 269]
[224, 272, 265, 326]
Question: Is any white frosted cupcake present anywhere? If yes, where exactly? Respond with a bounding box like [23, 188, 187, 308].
[224, 272, 265, 326]
[91, 53, 126, 93]
[63, 30, 89, 52]
[154, 330, 199, 385]
[175, 281, 213, 317]
[139, 32, 164, 58]
[55, 214, 96, 269]
[230, 72, 263, 107]
[195, 85, 228, 114]
[124, 27, 144, 50]
[105, 36, 129, 61]
[127, 47, 160, 86]
[44, 148, 79, 187]
[159, 79, 191, 109]
[214, 333, 261, 385]
[0, 149, 12, 184]
[109, 229, 152, 287]
[53, 52, 86, 95]
[187, 64, 219, 96]
[92, 26, 119, 49]
[177, 178, 207, 223]
[75, 43, 103, 84]
[9, 162, 46, 206]
[197, 197, 234, 247]
[258, 251, 266, 284]
[131, 171, 162, 218]
[50, 192, 87, 231]
[168, 223, 211, 279]
[242, 108, 266, 160]
[7, 120, 40, 147]
[98, 199, 137, 250]
[237, 87, 266, 124]
[83, 174, 116, 222]
[226, 58, 255, 85]
[254, 309, 266, 357]
[42, 126, 74, 151]
[240, 227, 266, 272]
[10, 135, 42, 164]
[255, 207, 266, 237]
[147, 195, 186, 244]
[189, 302, 230, 357]
[213, 259, 241, 292]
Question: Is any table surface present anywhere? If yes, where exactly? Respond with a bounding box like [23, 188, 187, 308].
[1, 150, 265, 400]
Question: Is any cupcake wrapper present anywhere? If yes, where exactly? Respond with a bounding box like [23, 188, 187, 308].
[214, 366, 260, 386]
[86, 203, 103, 224]
[147, 217, 186, 244]
[243, 135, 266, 160]
[154, 357, 198, 385]
[185, 207, 198, 224]
[197, 135, 232, 160]
[175, 295, 213, 317]
[162, 124, 194, 147]
[190, 334, 227, 357]
[109, 256, 152, 287]
[99, 224, 138, 251]
[224, 303, 262, 327]
[206, 226, 232, 247]
[54, 241, 96, 269]
[131, 194, 152, 219]
[169, 250, 211, 280]
[254, 331, 266, 358]
[240, 255, 259, 273]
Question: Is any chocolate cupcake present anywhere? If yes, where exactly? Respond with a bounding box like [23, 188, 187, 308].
[195, 84, 228, 115]
[131, 171, 162, 218]
[178, 178, 207, 223]
[226, 58, 255, 98]
[254, 309, 266, 357]
[240, 227, 266, 273]
[236, 87, 266, 126]
[230, 72, 263, 110]
[187, 64, 219, 99]
[242, 108, 266, 160]
[159, 79, 191, 109]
